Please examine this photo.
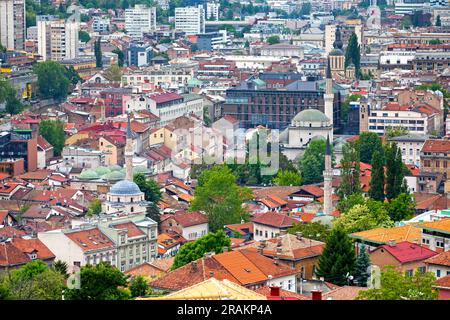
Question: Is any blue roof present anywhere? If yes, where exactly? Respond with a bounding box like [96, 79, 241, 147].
[109, 180, 142, 195]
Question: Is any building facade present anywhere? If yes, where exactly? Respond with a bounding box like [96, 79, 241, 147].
[0, 0, 25, 50]
[125, 5, 157, 39]
[175, 5, 206, 35]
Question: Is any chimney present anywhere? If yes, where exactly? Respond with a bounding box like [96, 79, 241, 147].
[191, 261, 198, 272]
[311, 290, 322, 301]
[387, 239, 396, 247]
[209, 271, 214, 278]
[296, 232, 303, 241]
[269, 286, 280, 297]
[273, 256, 279, 265]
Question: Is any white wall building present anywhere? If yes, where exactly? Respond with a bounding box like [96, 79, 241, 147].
[175, 5, 206, 35]
[125, 5, 157, 39]
[206, 2, 220, 21]
[389, 134, 428, 167]
[0, 0, 25, 50]
[368, 109, 430, 136]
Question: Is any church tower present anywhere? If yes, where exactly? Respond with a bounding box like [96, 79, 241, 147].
[125, 113, 134, 182]
[324, 58, 334, 143]
[329, 25, 345, 77]
[323, 135, 333, 216]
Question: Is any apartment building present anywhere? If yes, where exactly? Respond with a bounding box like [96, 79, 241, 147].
[37, 15, 79, 61]
[389, 134, 428, 167]
[122, 67, 192, 89]
[175, 5, 205, 35]
[206, 2, 220, 21]
[420, 139, 450, 178]
[0, 0, 25, 50]
[125, 5, 157, 39]
[92, 16, 110, 33]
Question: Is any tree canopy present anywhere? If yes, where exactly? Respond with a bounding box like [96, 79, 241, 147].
[358, 132, 382, 164]
[133, 173, 162, 204]
[345, 33, 361, 77]
[299, 139, 333, 185]
[38, 119, 66, 156]
[272, 169, 301, 186]
[33, 61, 70, 100]
[172, 230, 231, 270]
[189, 166, 252, 232]
[287, 221, 330, 242]
[0, 76, 23, 115]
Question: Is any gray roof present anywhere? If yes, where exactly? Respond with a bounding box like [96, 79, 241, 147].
[389, 134, 429, 142]
[109, 180, 142, 195]
[293, 108, 329, 123]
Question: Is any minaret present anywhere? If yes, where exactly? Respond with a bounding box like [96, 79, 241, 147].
[324, 57, 334, 143]
[125, 113, 134, 181]
[323, 135, 333, 216]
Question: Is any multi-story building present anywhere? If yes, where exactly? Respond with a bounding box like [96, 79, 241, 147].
[122, 67, 193, 89]
[0, 129, 37, 173]
[420, 139, 450, 179]
[223, 78, 343, 130]
[413, 51, 450, 73]
[175, 5, 205, 35]
[62, 146, 105, 169]
[0, 0, 25, 50]
[127, 42, 153, 67]
[196, 30, 230, 51]
[125, 5, 157, 39]
[368, 102, 443, 136]
[38, 213, 158, 272]
[395, 0, 431, 15]
[37, 15, 79, 61]
[418, 219, 450, 252]
[100, 87, 133, 117]
[92, 16, 110, 33]
[389, 134, 428, 167]
[206, 2, 220, 21]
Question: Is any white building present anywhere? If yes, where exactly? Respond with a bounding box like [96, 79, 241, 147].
[125, 5, 157, 39]
[395, 0, 431, 15]
[252, 212, 298, 241]
[175, 5, 205, 35]
[37, 15, 79, 61]
[0, 0, 25, 50]
[92, 16, 110, 33]
[206, 2, 220, 21]
[389, 134, 428, 167]
[368, 108, 431, 136]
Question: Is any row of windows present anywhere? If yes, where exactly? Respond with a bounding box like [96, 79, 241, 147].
[422, 160, 449, 168]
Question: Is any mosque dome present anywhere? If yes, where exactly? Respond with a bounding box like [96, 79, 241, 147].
[293, 109, 329, 124]
[311, 213, 334, 227]
[109, 180, 142, 196]
[105, 170, 125, 182]
[79, 170, 99, 180]
[110, 164, 123, 172]
[329, 48, 344, 56]
[95, 166, 111, 176]
[133, 165, 150, 175]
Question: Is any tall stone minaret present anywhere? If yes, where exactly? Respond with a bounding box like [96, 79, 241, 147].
[324, 57, 334, 143]
[323, 134, 333, 216]
[125, 113, 134, 182]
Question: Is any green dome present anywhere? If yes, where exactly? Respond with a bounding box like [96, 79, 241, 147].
[293, 109, 329, 123]
[110, 165, 123, 172]
[79, 169, 99, 180]
[105, 170, 125, 181]
[95, 166, 111, 176]
[133, 165, 150, 174]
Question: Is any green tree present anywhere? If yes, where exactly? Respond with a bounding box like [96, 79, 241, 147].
[33, 61, 70, 100]
[272, 169, 301, 186]
[5, 95, 23, 115]
[357, 266, 437, 300]
[66, 66, 82, 85]
[65, 262, 130, 300]
[333, 203, 393, 234]
[337, 192, 365, 214]
[299, 139, 333, 185]
[53, 260, 69, 279]
[129, 276, 148, 298]
[112, 47, 125, 67]
[385, 192, 415, 222]
[78, 30, 91, 43]
[87, 199, 102, 216]
[316, 227, 356, 286]
[39, 119, 65, 156]
[103, 64, 123, 82]
[358, 132, 382, 164]
[385, 126, 408, 139]
[402, 15, 412, 29]
[145, 202, 160, 224]
[287, 221, 330, 242]
[94, 38, 103, 68]
[436, 15, 441, 27]
[341, 94, 361, 125]
[336, 141, 361, 201]
[385, 142, 407, 200]
[133, 173, 162, 204]
[266, 35, 280, 45]
[428, 39, 442, 45]
[354, 244, 370, 287]
[172, 230, 231, 270]
[368, 150, 385, 202]
[345, 33, 361, 77]
[189, 166, 252, 232]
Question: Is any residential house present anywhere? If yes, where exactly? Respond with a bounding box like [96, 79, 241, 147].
[157, 233, 181, 258]
[0, 238, 55, 270]
[389, 134, 428, 167]
[224, 222, 254, 241]
[125, 257, 174, 283]
[418, 219, 450, 252]
[369, 241, 437, 277]
[425, 251, 450, 279]
[420, 139, 450, 192]
[252, 212, 298, 241]
[37, 135, 54, 169]
[99, 135, 125, 166]
[149, 249, 299, 293]
[434, 275, 450, 300]
[159, 211, 208, 241]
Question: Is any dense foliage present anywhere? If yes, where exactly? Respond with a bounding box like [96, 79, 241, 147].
[38, 120, 66, 156]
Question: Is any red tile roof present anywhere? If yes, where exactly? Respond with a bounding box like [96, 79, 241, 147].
[422, 139, 450, 153]
[373, 241, 437, 263]
[251, 212, 297, 228]
[11, 238, 55, 260]
[225, 222, 254, 236]
[0, 226, 26, 238]
[37, 135, 53, 150]
[111, 222, 145, 238]
[0, 241, 30, 267]
[435, 275, 450, 288]
[166, 211, 208, 228]
[425, 251, 450, 267]
[148, 92, 183, 104]
[255, 286, 310, 300]
[65, 228, 114, 252]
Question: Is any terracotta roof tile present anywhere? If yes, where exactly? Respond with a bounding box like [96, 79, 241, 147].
[372, 241, 437, 263]
[418, 218, 450, 234]
[255, 286, 310, 300]
[0, 241, 30, 267]
[435, 275, 450, 288]
[251, 212, 298, 228]
[350, 225, 422, 244]
[322, 286, 368, 300]
[65, 228, 114, 252]
[422, 139, 450, 153]
[425, 251, 450, 267]
[169, 211, 208, 228]
[11, 238, 55, 260]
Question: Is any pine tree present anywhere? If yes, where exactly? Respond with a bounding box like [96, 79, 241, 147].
[94, 38, 103, 68]
[368, 150, 385, 201]
[345, 33, 361, 77]
[354, 244, 371, 287]
[145, 203, 161, 224]
[336, 141, 361, 200]
[436, 15, 441, 27]
[385, 143, 406, 200]
[316, 227, 356, 286]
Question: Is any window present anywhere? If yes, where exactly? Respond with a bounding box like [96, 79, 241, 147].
[437, 270, 441, 277]
[265, 231, 268, 238]
[405, 270, 413, 277]
[417, 267, 426, 273]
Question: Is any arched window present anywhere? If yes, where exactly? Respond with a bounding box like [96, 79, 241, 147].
[131, 207, 134, 213]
